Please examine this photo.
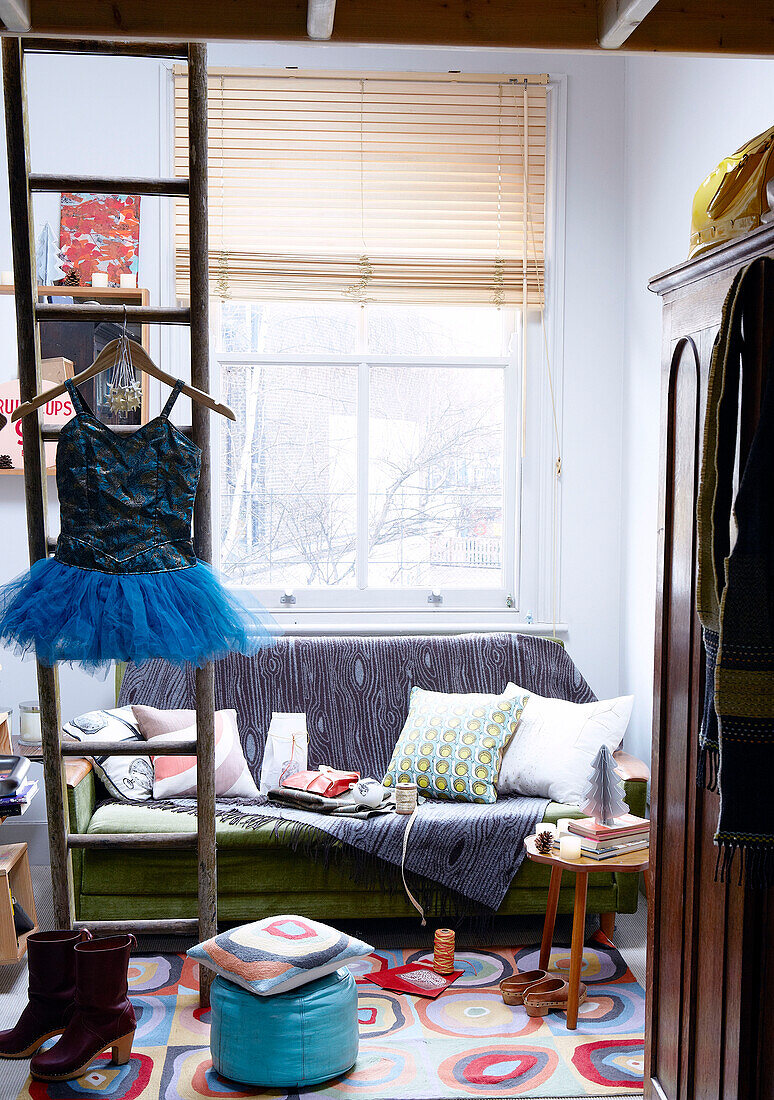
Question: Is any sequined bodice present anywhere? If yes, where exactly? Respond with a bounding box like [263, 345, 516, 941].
[55, 379, 201, 575]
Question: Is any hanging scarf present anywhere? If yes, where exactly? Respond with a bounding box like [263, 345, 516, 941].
[696, 257, 774, 886]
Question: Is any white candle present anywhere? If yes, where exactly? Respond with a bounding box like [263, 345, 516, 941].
[119, 273, 137, 288]
[560, 835, 582, 861]
[1, 270, 13, 285]
[538, 823, 558, 839]
[557, 818, 574, 836]
[91, 271, 109, 287]
[19, 700, 41, 744]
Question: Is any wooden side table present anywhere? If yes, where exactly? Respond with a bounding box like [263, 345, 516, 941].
[0, 842, 38, 963]
[524, 835, 649, 1029]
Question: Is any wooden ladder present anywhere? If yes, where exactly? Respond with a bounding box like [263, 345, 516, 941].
[1, 37, 217, 1004]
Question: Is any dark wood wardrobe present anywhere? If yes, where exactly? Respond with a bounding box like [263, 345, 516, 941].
[646, 226, 774, 1100]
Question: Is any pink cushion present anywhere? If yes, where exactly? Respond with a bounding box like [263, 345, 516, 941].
[132, 704, 195, 739]
[151, 710, 259, 799]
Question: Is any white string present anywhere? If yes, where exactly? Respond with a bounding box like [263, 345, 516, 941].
[400, 809, 426, 925]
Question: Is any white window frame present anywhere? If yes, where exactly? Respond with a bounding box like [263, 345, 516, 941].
[210, 305, 521, 616]
[161, 67, 567, 633]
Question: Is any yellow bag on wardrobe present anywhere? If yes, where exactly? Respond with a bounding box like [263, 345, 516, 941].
[689, 126, 774, 259]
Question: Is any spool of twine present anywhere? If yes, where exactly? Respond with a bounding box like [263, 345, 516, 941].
[433, 928, 455, 974]
[396, 782, 417, 815]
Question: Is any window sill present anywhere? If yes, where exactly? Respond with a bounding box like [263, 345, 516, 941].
[266, 614, 567, 638]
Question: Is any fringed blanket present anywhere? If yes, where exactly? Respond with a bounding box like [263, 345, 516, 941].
[696, 258, 774, 887]
[153, 792, 549, 918]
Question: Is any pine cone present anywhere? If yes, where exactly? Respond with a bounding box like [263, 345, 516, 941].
[535, 829, 554, 855]
[0, 455, 14, 469]
[63, 267, 81, 286]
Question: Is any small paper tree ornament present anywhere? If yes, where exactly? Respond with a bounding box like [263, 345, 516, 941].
[35, 222, 65, 285]
[581, 745, 627, 826]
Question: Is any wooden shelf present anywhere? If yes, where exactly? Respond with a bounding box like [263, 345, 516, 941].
[0, 843, 37, 963]
[0, 285, 146, 298]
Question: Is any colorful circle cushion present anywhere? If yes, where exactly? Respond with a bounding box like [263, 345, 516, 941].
[383, 686, 529, 803]
[210, 969, 359, 1087]
[188, 914, 373, 995]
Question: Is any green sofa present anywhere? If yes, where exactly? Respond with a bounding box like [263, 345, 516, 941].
[66, 634, 649, 928]
[68, 766, 647, 924]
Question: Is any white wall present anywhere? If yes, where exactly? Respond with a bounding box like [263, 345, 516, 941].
[207, 42, 630, 702]
[620, 55, 774, 767]
[0, 45, 631, 855]
[0, 43, 628, 691]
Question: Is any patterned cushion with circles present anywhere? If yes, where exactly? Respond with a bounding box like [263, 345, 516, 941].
[382, 686, 529, 803]
[188, 914, 373, 996]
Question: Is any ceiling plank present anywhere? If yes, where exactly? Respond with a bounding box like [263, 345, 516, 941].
[10, 0, 774, 56]
[15, 0, 599, 49]
[307, 0, 336, 40]
[0, 0, 30, 32]
[598, 0, 661, 48]
[627, 0, 774, 55]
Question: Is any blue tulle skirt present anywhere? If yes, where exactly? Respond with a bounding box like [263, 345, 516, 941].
[0, 557, 276, 671]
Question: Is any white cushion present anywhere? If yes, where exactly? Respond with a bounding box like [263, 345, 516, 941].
[497, 687, 634, 804]
[63, 706, 151, 802]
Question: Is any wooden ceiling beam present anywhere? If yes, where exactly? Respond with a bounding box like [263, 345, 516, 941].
[8, 0, 774, 56]
[598, 0, 661, 48]
[0, 0, 30, 32]
[307, 0, 336, 40]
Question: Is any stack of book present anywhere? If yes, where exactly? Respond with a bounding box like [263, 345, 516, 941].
[0, 778, 38, 818]
[555, 814, 650, 860]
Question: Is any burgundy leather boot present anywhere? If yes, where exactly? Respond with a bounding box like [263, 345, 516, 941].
[0, 929, 91, 1058]
[30, 934, 136, 1082]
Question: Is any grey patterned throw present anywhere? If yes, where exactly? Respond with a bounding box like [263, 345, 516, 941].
[120, 633, 595, 915]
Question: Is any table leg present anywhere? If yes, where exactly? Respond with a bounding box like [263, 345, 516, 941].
[539, 865, 562, 971]
[566, 871, 588, 1030]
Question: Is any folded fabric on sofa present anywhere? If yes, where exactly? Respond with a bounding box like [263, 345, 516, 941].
[152, 790, 548, 916]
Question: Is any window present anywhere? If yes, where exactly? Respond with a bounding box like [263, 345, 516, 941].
[174, 69, 554, 617]
[213, 302, 518, 610]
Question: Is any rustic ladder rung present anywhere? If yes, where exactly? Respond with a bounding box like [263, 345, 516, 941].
[30, 174, 189, 197]
[61, 738, 197, 756]
[22, 39, 190, 59]
[75, 918, 199, 936]
[68, 833, 199, 849]
[36, 303, 190, 325]
[42, 423, 192, 441]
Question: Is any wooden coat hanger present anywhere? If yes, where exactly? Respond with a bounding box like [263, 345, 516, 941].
[12, 334, 236, 423]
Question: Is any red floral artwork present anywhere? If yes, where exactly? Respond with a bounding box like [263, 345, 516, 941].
[59, 192, 140, 286]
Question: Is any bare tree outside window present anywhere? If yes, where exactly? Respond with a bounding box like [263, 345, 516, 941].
[216, 302, 511, 599]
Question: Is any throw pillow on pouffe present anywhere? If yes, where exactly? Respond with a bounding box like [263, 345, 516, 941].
[382, 686, 528, 803]
[188, 914, 373, 995]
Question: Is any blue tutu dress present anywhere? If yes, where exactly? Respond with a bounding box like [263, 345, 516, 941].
[0, 378, 274, 670]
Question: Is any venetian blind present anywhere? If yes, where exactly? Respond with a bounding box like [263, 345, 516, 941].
[173, 69, 548, 305]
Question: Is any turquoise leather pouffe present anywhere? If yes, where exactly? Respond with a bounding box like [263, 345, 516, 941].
[210, 968, 359, 1088]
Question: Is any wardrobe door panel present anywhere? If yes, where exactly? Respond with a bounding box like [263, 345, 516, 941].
[649, 335, 702, 1100]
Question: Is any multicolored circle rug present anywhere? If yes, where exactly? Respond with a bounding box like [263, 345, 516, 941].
[17, 932, 643, 1099]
